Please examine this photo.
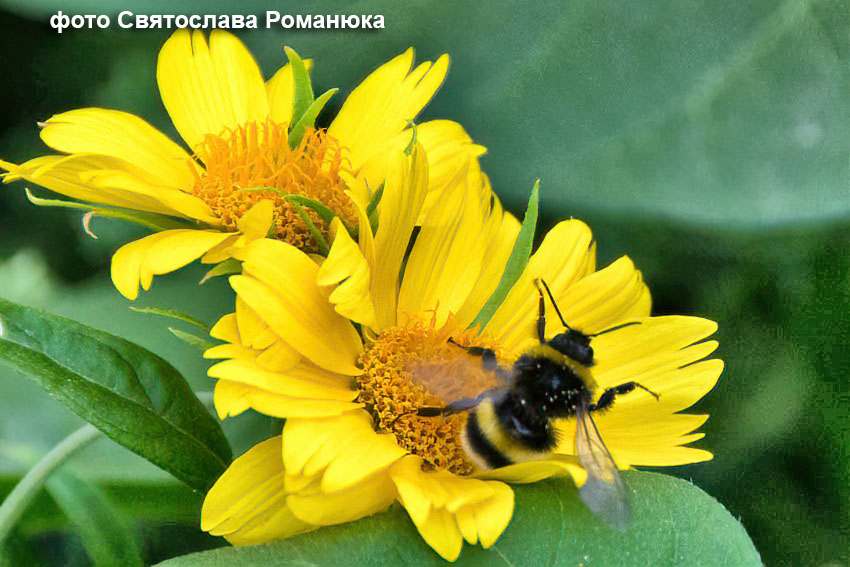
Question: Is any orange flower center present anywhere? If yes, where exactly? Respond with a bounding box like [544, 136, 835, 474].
[191, 121, 358, 252]
[357, 318, 503, 475]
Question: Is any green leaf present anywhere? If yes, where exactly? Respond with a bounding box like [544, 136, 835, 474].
[288, 200, 330, 255]
[129, 306, 210, 331]
[471, 181, 539, 329]
[25, 189, 193, 233]
[200, 259, 243, 284]
[284, 46, 314, 140]
[153, 471, 761, 566]
[366, 181, 385, 234]
[287, 88, 338, 149]
[168, 327, 216, 351]
[403, 122, 417, 156]
[46, 472, 144, 567]
[0, 297, 231, 492]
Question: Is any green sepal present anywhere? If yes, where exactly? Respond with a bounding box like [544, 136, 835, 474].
[128, 306, 209, 331]
[239, 186, 356, 239]
[367, 182, 385, 234]
[284, 46, 314, 134]
[200, 258, 242, 284]
[403, 121, 418, 156]
[25, 189, 193, 233]
[471, 180, 539, 330]
[287, 88, 338, 149]
[0, 297, 231, 492]
[168, 328, 216, 351]
[289, 200, 329, 255]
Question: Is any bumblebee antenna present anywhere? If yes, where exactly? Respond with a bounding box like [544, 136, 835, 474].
[535, 278, 572, 330]
[589, 321, 642, 337]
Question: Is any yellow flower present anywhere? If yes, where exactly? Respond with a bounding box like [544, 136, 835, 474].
[0, 30, 482, 299]
[200, 146, 722, 560]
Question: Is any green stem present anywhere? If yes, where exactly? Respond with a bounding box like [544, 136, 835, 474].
[0, 424, 101, 546]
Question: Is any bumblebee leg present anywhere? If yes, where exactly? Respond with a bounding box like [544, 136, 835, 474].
[449, 337, 510, 382]
[536, 281, 547, 342]
[535, 278, 572, 336]
[590, 382, 660, 411]
[417, 390, 498, 417]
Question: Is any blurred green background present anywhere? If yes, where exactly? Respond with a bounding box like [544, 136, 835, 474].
[0, 1, 846, 566]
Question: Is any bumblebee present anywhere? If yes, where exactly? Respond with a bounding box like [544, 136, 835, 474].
[413, 279, 657, 530]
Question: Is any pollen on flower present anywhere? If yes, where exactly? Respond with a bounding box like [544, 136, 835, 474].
[357, 317, 503, 476]
[191, 121, 358, 252]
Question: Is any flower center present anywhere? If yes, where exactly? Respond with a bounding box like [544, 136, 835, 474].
[357, 318, 503, 476]
[191, 121, 358, 252]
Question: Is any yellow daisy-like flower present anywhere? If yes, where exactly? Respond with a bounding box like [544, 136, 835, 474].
[0, 30, 483, 299]
[200, 146, 722, 560]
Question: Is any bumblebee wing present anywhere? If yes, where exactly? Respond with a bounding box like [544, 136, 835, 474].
[575, 402, 631, 531]
[405, 350, 512, 410]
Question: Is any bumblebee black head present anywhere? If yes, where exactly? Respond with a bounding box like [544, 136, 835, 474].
[549, 329, 594, 366]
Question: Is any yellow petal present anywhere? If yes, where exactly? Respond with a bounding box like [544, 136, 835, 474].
[398, 158, 487, 328]
[255, 342, 304, 372]
[234, 297, 278, 350]
[349, 119, 486, 217]
[283, 412, 406, 491]
[209, 312, 239, 342]
[455, 194, 522, 328]
[486, 219, 595, 353]
[317, 218, 378, 328]
[158, 30, 269, 152]
[461, 482, 514, 549]
[554, 255, 652, 335]
[371, 145, 429, 329]
[417, 507, 464, 561]
[286, 469, 396, 526]
[208, 358, 356, 400]
[1, 155, 216, 222]
[38, 108, 198, 188]
[213, 380, 360, 419]
[416, 120, 487, 219]
[591, 316, 721, 396]
[201, 437, 314, 545]
[232, 238, 362, 375]
[237, 199, 275, 239]
[111, 229, 231, 299]
[390, 456, 514, 561]
[328, 49, 449, 173]
[474, 455, 582, 484]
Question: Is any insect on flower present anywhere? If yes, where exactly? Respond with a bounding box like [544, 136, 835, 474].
[408, 279, 660, 531]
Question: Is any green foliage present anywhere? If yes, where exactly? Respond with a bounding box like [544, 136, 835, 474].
[284, 47, 315, 137]
[154, 472, 761, 566]
[0, 297, 231, 492]
[129, 307, 210, 331]
[24, 190, 192, 233]
[287, 88, 338, 149]
[46, 472, 144, 567]
[471, 181, 538, 329]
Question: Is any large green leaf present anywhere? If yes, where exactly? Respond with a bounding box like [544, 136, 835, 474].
[0, 297, 231, 492]
[154, 471, 761, 566]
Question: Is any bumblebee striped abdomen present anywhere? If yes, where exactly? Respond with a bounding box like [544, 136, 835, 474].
[462, 397, 554, 470]
[461, 354, 590, 471]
